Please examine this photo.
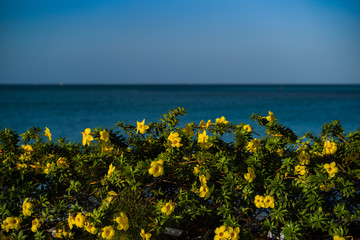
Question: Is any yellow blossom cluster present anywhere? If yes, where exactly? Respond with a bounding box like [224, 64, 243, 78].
[22, 198, 33, 216]
[246, 138, 261, 153]
[294, 165, 308, 176]
[56, 157, 69, 168]
[1, 217, 21, 232]
[214, 225, 240, 240]
[298, 151, 310, 165]
[199, 119, 213, 131]
[43, 162, 55, 174]
[149, 159, 164, 177]
[215, 116, 229, 125]
[2, 110, 359, 239]
[199, 174, 211, 198]
[19, 144, 33, 162]
[140, 229, 151, 240]
[168, 131, 182, 148]
[244, 167, 256, 183]
[66, 212, 98, 237]
[254, 195, 275, 208]
[55, 227, 73, 238]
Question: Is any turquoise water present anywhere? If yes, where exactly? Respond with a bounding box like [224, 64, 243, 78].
[1, 84, 359, 142]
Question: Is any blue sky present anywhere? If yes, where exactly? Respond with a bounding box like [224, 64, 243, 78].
[1, 0, 360, 84]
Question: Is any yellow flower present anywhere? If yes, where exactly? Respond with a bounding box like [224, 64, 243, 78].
[68, 212, 76, 229]
[43, 162, 55, 174]
[199, 184, 210, 198]
[75, 212, 86, 228]
[161, 200, 175, 216]
[85, 222, 97, 234]
[100, 130, 110, 142]
[243, 124, 252, 132]
[199, 174, 209, 186]
[55, 227, 72, 238]
[277, 148, 284, 157]
[1, 217, 11, 232]
[215, 116, 229, 125]
[198, 120, 206, 130]
[246, 138, 261, 153]
[264, 111, 276, 122]
[263, 195, 275, 208]
[345, 152, 359, 162]
[44, 127, 52, 141]
[31, 218, 41, 232]
[319, 182, 335, 192]
[1, 217, 22, 232]
[193, 166, 200, 175]
[198, 130, 212, 149]
[107, 163, 115, 178]
[114, 212, 129, 231]
[140, 229, 151, 240]
[199, 120, 212, 130]
[102, 226, 115, 240]
[57, 157, 69, 168]
[254, 195, 265, 208]
[137, 119, 150, 134]
[81, 128, 94, 146]
[106, 191, 118, 203]
[298, 151, 310, 165]
[333, 236, 345, 240]
[149, 160, 164, 177]
[206, 119, 213, 129]
[168, 132, 182, 148]
[21, 145, 34, 153]
[22, 198, 33, 216]
[244, 167, 256, 183]
[101, 142, 113, 153]
[324, 162, 339, 178]
[0, 231, 10, 240]
[198, 130, 208, 143]
[29, 162, 42, 174]
[227, 226, 240, 240]
[214, 225, 231, 240]
[295, 165, 308, 176]
[323, 140, 337, 155]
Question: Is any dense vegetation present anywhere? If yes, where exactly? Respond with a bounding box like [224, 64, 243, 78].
[1, 108, 359, 240]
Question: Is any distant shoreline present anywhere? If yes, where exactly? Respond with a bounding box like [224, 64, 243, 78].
[1, 83, 360, 86]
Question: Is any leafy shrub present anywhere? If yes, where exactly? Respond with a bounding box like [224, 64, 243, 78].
[0, 108, 359, 240]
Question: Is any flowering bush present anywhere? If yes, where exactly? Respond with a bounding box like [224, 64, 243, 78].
[0, 108, 359, 240]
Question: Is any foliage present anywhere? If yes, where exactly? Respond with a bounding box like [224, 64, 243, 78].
[0, 108, 359, 240]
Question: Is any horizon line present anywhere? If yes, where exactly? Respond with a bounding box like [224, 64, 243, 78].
[1, 82, 360, 86]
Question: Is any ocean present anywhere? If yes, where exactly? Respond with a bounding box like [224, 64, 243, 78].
[1, 84, 359, 142]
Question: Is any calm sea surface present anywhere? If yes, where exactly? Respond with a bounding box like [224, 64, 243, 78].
[1, 84, 359, 142]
